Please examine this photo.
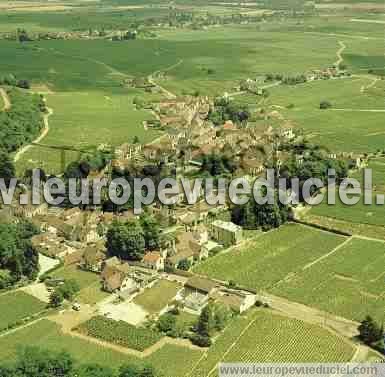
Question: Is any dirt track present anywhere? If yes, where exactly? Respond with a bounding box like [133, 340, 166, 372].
[0, 88, 11, 111]
[14, 107, 52, 162]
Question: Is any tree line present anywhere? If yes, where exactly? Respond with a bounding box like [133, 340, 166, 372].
[0, 346, 161, 377]
[0, 221, 39, 289]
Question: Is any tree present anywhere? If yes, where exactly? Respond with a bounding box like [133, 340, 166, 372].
[231, 190, 290, 231]
[197, 303, 216, 337]
[17, 80, 31, 89]
[0, 150, 15, 185]
[56, 279, 80, 301]
[0, 269, 13, 289]
[358, 316, 383, 345]
[77, 364, 115, 377]
[319, 100, 332, 110]
[106, 220, 145, 261]
[158, 313, 176, 333]
[16, 346, 73, 377]
[49, 290, 64, 308]
[140, 214, 160, 250]
[177, 258, 191, 271]
[213, 303, 231, 331]
[0, 222, 39, 283]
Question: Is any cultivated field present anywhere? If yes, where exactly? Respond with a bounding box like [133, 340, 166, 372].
[0, 291, 46, 331]
[268, 77, 385, 153]
[272, 237, 385, 322]
[194, 223, 346, 291]
[76, 316, 163, 351]
[0, 319, 203, 377]
[16, 91, 160, 174]
[193, 309, 355, 377]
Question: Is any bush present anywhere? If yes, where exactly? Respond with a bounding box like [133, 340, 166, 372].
[320, 100, 332, 110]
[190, 334, 212, 347]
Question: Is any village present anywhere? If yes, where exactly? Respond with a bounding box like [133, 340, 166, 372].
[0, 82, 373, 355]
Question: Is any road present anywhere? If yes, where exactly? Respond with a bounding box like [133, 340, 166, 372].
[335, 41, 346, 68]
[148, 59, 183, 99]
[0, 87, 11, 111]
[14, 106, 53, 162]
[330, 108, 385, 113]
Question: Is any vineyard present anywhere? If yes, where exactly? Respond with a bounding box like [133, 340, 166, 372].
[194, 224, 345, 291]
[220, 311, 354, 365]
[272, 237, 385, 322]
[76, 316, 163, 351]
[193, 310, 259, 377]
[193, 310, 354, 377]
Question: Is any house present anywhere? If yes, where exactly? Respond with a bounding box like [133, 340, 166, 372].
[101, 257, 136, 293]
[211, 220, 243, 247]
[80, 242, 107, 272]
[184, 276, 218, 296]
[31, 233, 79, 259]
[166, 231, 202, 269]
[211, 289, 256, 314]
[142, 251, 164, 271]
[184, 291, 209, 313]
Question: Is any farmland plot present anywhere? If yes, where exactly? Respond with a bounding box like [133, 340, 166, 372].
[193, 310, 354, 377]
[0, 291, 46, 331]
[76, 316, 163, 351]
[272, 237, 385, 322]
[194, 223, 346, 291]
[0, 319, 202, 377]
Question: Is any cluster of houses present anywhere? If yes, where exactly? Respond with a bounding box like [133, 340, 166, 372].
[306, 66, 350, 81]
[112, 95, 298, 183]
[99, 219, 243, 293]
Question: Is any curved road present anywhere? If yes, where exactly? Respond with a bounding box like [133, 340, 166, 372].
[14, 107, 53, 162]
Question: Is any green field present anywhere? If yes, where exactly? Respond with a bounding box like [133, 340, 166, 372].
[272, 237, 385, 322]
[268, 77, 385, 153]
[49, 265, 109, 304]
[0, 291, 46, 331]
[194, 223, 346, 291]
[133, 279, 181, 314]
[15, 90, 161, 174]
[193, 309, 355, 377]
[0, 319, 203, 376]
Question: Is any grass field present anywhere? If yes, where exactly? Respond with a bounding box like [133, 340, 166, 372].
[193, 309, 355, 377]
[0, 291, 46, 331]
[15, 90, 161, 174]
[268, 77, 385, 153]
[272, 237, 385, 322]
[133, 279, 181, 314]
[194, 223, 346, 291]
[76, 281, 110, 305]
[0, 319, 203, 376]
[48, 265, 109, 304]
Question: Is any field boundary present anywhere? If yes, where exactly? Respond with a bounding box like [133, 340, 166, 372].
[68, 329, 203, 358]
